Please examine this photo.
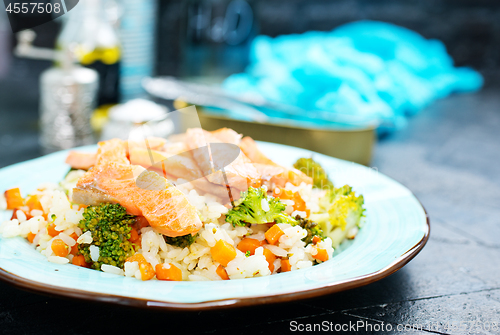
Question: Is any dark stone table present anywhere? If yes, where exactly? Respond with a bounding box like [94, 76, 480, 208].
[0, 62, 499, 334]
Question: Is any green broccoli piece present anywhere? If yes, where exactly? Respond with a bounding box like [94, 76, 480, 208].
[294, 215, 325, 245]
[164, 233, 198, 249]
[77, 203, 137, 271]
[225, 187, 297, 227]
[293, 157, 333, 190]
[318, 185, 365, 236]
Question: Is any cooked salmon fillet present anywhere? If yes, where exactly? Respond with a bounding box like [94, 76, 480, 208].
[210, 128, 242, 145]
[65, 137, 167, 170]
[185, 128, 260, 191]
[239, 136, 277, 166]
[129, 147, 203, 182]
[72, 139, 202, 237]
[66, 128, 312, 205]
[65, 151, 97, 170]
[238, 136, 313, 187]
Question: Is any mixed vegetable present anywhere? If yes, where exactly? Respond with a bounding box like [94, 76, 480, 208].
[1, 155, 365, 280]
[225, 187, 297, 226]
[293, 157, 333, 190]
[77, 203, 137, 270]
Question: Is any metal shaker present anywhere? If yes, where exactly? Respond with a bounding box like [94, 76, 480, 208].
[39, 55, 99, 153]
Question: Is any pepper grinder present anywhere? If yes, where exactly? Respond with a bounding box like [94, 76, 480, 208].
[39, 48, 99, 153]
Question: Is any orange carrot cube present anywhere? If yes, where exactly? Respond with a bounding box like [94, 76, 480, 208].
[313, 248, 328, 262]
[5, 188, 24, 210]
[126, 253, 147, 264]
[312, 236, 321, 244]
[125, 253, 155, 280]
[265, 224, 284, 245]
[26, 195, 43, 211]
[72, 255, 89, 267]
[237, 238, 262, 256]
[211, 240, 237, 267]
[139, 262, 155, 281]
[51, 239, 69, 257]
[263, 248, 276, 272]
[216, 265, 229, 280]
[281, 259, 291, 272]
[155, 263, 182, 281]
[129, 227, 139, 243]
[27, 232, 36, 244]
[47, 223, 59, 237]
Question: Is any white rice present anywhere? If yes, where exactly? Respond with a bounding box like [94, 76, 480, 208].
[101, 264, 124, 276]
[0, 170, 347, 281]
[77, 231, 92, 244]
[58, 232, 76, 246]
[48, 256, 70, 264]
[89, 245, 100, 262]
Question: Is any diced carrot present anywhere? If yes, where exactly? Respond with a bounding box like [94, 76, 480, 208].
[47, 223, 59, 237]
[312, 236, 321, 244]
[139, 262, 155, 281]
[210, 239, 237, 267]
[281, 259, 291, 272]
[27, 232, 36, 244]
[72, 255, 89, 267]
[237, 238, 262, 256]
[216, 264, 229, 280]
[70, 244, 79, 256]
[263, 248, 276, 272]
[313, 248, 328, 262]
[155, 263, 182, 281]
[4, 188, 24, 210]
[125, 253, 155, 280]
[273, 187, 293, 200]
[69, 233, 79, 255]
[78, 204, 88, 210]
[134, 238, 141, 249]
[51, 239, 69, 257]
[249, 178, 262, 188]
[293, 192, 307, 212]
[126, 253, 146, 264]
[26, 195, 43, 211]
[265, 224, 284, 245]
[129, 227, 139, 243]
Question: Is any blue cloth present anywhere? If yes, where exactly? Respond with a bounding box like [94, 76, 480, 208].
[222, 21, 483, 133]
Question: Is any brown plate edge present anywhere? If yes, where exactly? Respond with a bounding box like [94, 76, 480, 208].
[0, 200, 430, 311]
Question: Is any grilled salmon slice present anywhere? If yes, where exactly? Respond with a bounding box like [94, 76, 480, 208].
[65, 151, 97, 170]
[185, 128, 260, 191]
[238, 136, 313, 187]
[72, 139, 202, 237]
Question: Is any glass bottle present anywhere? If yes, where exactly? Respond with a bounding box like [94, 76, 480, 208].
[56, 0, 121, 132]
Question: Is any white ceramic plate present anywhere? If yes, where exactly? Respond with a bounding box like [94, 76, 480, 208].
[0, 142, 429, 309]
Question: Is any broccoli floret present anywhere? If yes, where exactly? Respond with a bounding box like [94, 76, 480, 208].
[294, 215, 325, 245]
[293, 157, 333, 190]
[225, 187, 297, 227]
[318, 185, 365, 235]
[77, 203, 137, 270]
[164, 233, 198, 248]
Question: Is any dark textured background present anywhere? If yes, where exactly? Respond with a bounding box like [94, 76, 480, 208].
[157, 0, 500, 83]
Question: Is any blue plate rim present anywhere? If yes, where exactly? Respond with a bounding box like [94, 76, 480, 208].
[0, 144, 430, 310]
